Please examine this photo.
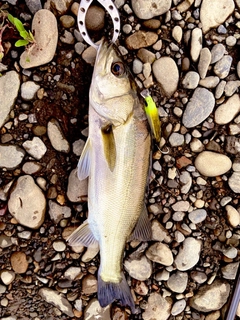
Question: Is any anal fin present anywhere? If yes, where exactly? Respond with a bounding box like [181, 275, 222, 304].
[130, 205, 152, 242]
[67, 220, 98, 247]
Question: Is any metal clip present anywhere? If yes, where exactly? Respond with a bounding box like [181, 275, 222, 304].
[78, 0, 120, 50]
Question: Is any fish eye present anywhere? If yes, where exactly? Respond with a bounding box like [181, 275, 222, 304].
[111, 62, 125, 76]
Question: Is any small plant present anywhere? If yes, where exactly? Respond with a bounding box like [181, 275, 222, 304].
[7, 13, 34, 47]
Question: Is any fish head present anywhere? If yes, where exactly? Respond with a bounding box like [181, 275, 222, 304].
[90, 38, 137, 126]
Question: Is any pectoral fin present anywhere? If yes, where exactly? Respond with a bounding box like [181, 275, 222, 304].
[77, 138, 91, 180]
[101, 125, 116, 172]
[130, 205, 152, 241]
[67, 220, 98, 247]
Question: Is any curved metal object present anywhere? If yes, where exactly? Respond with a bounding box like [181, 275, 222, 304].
[78, 0, 120, 49]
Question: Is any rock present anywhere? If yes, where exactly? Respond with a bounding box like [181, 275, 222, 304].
[59, 15, 75, 28]
[146, 242, 173, 266]
[188, 209, 207, 224]
[195, 151, 232, 177]
[49, 200, 71, 224]
[0, 235, 12, 248]
[0, 270, 15, 285]
[225, 80, 240, 97]
[84, 298, 111, 320]
[177, 0, 194, 12]
[82, 274, 97, 295]
[180, 171, 192, 194]
[215, 94, 240, 125]
[82, 45, 98, 66]
[85, 5, 105, 31]
[210, 43, 226, 64]
[137, 48, 156, 64]
[182, 88, 215, 128]
[39, 287, 74, 317]
[190, 138, 204, 153]
[200, 0, 235, 34]
[190, 28, 202, 62]
[131, 0, 171, 19]
[182, 71, 199, 89]
[44, 0, 72, 15]
[81, 244, 99, 263]
[125, 31, 158, 50]
[22, 137, 47, 160]
[225, 205, 240, 227]
[20, 9, 58, 68]
[175, 237, 202, 271]
[172, 25, 183, 43]
[67, 168, 88, 202]
[10, 251, 28, 274]
[171, 299, 186, 316]
[151, 220, 171, 243]
[167, 271, 188, 293]
[189, 280, 230, 312]
[22, 161, 42, 174]
[21, 81, 40, 100]
[8, 175, 46, 229]
[132, 59, 143, 74]
[169, 133, 185, 146]
[64, 266, 81, 281]
[124, 255, 152, 281]
[221, 262, 239, 280]
[199, 76, 220, 88]
[225, 136, 240, 155]
[0, 71, 20, 128]
[25, 0, 42, 14]
[142, 292, 172, 320]
[223, 247, 238, 259]
[198, 48, 211, 79]
[172, 201, 190, 212]
[226, 35, 237, 46]
[53, 240, 66, 252]
[60, 30, 75, 44]
[152, 57, 179, 98]
[191, 271, 207, 284]
[47, 118, 70, 153]
[229, 172, 240, 193]
[0, 145, 25, 170]
[213, 55, 232, 79]
[143, 19, 161, 30]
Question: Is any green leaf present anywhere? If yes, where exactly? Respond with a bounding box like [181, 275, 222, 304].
[7, 13, 15, 25]
[20, 30, 29, 39]
[15, 39, 29, 47]
[13, 18, 25, 32]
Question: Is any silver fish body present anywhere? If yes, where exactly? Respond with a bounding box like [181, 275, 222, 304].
[68, 38, 151, 312]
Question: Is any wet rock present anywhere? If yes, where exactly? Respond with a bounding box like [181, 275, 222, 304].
[146, 242, 173, 266]
[8, 175, 46, 229]
[0, 71, 20, 128]
[49, 200, 71, 224]
[20, 9, 58, 68]
[190, 28, 202, 62]
[67, 168, 88, 202]
[84, 298, 111, 320]
[213, 55, 232, 79]
[0, 145, 25, 170]
[131, 0, 171, 19]
[47, 118, 70, 153]
[10, 251, 28, 274]
[175, 237, 202, 271]
[167, 271, 188, 293]
[22, 137, 47, 160]
[200, 0, 235, 34]
[125, 31, 158, 50]
[195, 151, 232, 177]
[21, 81, 40, 100]
[124, 255, 152, 281]
[152, 57, 179, 98]
[182, 88, 214, 128]
[142, 292, 172, 320]
[215, 94, 240, 125]
[189, 280, 230, 312]
[39, 287, 74, 317]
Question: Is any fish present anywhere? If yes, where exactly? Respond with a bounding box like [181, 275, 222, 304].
[67, 37, 152, 313]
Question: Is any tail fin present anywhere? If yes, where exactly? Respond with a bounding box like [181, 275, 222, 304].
[98, 271, 135, 313]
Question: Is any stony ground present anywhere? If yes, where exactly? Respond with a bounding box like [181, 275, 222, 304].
[0, 0, 240, 319]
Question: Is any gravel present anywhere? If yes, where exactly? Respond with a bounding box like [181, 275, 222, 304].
[0, 0, 239, 319]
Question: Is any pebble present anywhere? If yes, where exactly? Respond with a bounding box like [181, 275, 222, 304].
[132, 59, 143, 74]
[172, 201, 190, 212]
[82, 45, 98, 66]
[143, 19, 161, 30]
[125, 31, 158, 50]
[8, 175, 46, 229]
[167, 271, 188, 293]
[20, 9, 58, 68]
[190, 138, 204, 153]
[10, 251, 28, 274]
[225, 80, 240, 97]
[64, 266, 81, 281]
[214, 94, 240, 124]
[199, 76, 220, 88]
[146, 242, 173, 266]
[39, 287, 74, 317]
[47, 118, 70, 153]
[22, 136, 47, 160]
[59, 15, 75, 28]
[195, 151, 232, 177]
[169, 133, 185, 147]
[229, 172, 240, 193]
[0, 71, 20, 128]
[0, 145, 25, 169]
[67, 168, 88, 202]
[25, 0, 42, 14]
[182, 88, 215, 128]
[0, 235, 12, 248]
[44, 0, 72, 15]
[225, 205, 240, 227]
[171, 299, 186, 316]
[49, 200, 71, 224]
[191, 271, 207, 284]
[223, 247, 238, 259]
[198, 48, 211, 79]
[190, 28, 202, 62]
[81, 244, 99, 262]
[210, 43, 226, 64]
[226, 35, 237, 46]
[175, 237, 202, 271]
[189, 280, 230, 312]
[137, 48, 156, 64]
[82, 274, 97, 295]
[60, 30, 75, 44]
[84, 298, 111, 320]
[0, 270, 15, 285]
[142, 292, 172, 320]
[53, 240, 66, 252]
[131, 0, 171, 19]
[152, 57, 179, 98]
[124, 255, 152, 281]
[200, 0, 235, 34]
[180, 171, 192, 194]
[177, 0, 194, 12]
[21, 81, 40, 100]
[85, 5, 105, 31]
[151, 220, 171, 243]
[213, 55, 232, 79]
[182, 71, 199, 89]
[188, 209, 207, 224]
[172, 25, 183, 43]
[221, 262, 239, 280]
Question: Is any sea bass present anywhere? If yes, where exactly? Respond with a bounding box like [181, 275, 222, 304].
[67, 38, 151, 312]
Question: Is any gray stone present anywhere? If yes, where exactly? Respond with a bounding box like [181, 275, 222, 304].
[190, 28, 202, 62]
[47, 118, 70, 153]
[188, 209, 207, 224]
[180, 171, 192, 194]
[0, 145, 25, 169]
[44, 0, 72, 15]
[198, 48, 211, 79]
[167, 271, 188, 293]
[199, 76, 220, 88]
[182, 88, 215, 128]
[124, 255, 152, 281]
[67, 168, 88, 202]
[210, 43, 226, 64]
[171, 299, 186, 316]
[229, 172, 240, 193]
[224, 80, 240, 97]
[175, 237, 202, 271]
[146, 242, 173, 266]
[214, 55, 232, 79]
[131, 0, 171, 19]
[182, 71, 199, 89]
[221, 262, 239, 280]
[49, 200, 71, 224]
[169, 133, 185, 147]
[22, 137, 47, 160]
[226, 35, 237, 46]
[142, 292, 172, 320]
[84, 298, 111, 320]
[0, 71, 20, 128]
[25, 0, 42, 14]
[215, 80, 226, 99]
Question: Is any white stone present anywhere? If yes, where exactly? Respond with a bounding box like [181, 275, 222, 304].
[142, 292, 172, 320]
[131, 0, 171, 19]
[146, 242, 173, 266]
[172, 25, 183, 43]
[21, 81, 40, 100]
[171, 299, 186, 316]
[22, 137, 47, 160]
[229, 172, 240, 193]
[215, 94, 240, 125]
[47, 118, 70, 153]
[225, 205, 240, 227]
[0, 270, 15, 285]
[124, 255, 152, 281]
[175, 237, 202, 271]
[0, 145, 25, 169]
[190, 28, 202, 62]
[214, 55, 232, 79]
